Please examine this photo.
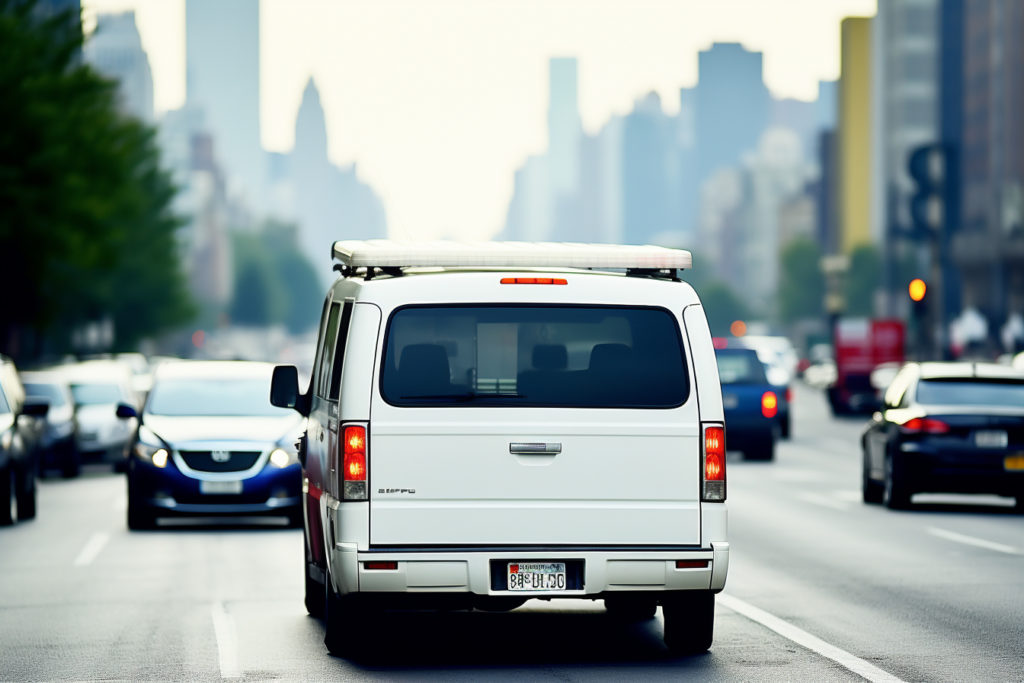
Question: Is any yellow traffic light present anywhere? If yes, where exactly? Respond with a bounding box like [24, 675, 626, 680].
[908, 278, 927, 302]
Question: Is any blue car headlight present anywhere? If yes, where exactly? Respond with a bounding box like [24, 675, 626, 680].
[134, 426, 170, 468]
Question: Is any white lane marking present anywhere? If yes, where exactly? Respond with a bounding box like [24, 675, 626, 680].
[73, 533, 111, 567]
[718, 594, 904, 683]
[797, 492, 849, 511]
[211, 601, 242, 679]
[927, 527, 1020, 555]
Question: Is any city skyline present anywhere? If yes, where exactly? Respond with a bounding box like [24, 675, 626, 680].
[81, 0, 876, 240]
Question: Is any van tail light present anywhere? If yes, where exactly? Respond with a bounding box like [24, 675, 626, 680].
[342, 423, 368, 500]
[761, 391, 778, 419]
[702, 423, 726, 502]
[899, 417, 949, 434]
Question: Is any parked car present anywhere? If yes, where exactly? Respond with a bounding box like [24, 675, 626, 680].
[861, 362, 1024, 510]
[715, 344, 780, 460]
[271, 240, 728, 656]
[21, 371, 79, 477]
[57, 361, 138, 469]
[121, 360, 304, 529]
[1, 357, 49, 525]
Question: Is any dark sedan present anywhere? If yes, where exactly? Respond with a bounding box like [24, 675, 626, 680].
[715, 346, 780, 461]
[861, 362, 1024, 510]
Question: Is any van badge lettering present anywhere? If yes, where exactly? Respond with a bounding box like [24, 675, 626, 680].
[211, 450, 231, 463]
[378, 488, 416, 495]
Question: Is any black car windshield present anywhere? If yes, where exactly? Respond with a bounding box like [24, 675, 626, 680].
[916, 379, 1024, 406]
[24, 383, 67, 407]
[715, 350, 768, 385]
[70, 383, 124, 406]
[146, 378, 291, 417]
[381, 305, 689, 408]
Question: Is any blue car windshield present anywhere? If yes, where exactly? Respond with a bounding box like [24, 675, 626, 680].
[146, 378, 291, 417]
[70, 383, 124, 406]
[715, 350, 768, 384]
[916, 379, 1024, 406]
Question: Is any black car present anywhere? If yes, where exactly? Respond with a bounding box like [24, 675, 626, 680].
[1, 357, 50, 525]
[861, 362, 1024, 510]
[715, 346, 780, 461]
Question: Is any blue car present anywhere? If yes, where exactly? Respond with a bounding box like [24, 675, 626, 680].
[714, 346, 780, 461]
[121, 361, 304, 529]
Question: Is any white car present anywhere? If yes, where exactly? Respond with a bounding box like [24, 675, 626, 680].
[271, 241, 729, 656]
[56, 361, 138, 468]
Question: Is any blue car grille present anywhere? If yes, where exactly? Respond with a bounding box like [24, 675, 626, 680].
[180, 450, 261, 472]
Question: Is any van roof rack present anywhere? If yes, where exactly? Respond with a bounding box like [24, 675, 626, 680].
[331, 240, 691, 280]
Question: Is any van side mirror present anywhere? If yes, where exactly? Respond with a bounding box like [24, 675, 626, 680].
[271, 365, 310, 416]
[116, 403, 138, 420]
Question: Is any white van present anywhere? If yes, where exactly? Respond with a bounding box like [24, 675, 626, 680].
[271, 241, 728, 656]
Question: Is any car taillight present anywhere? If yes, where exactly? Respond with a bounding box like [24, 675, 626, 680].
[899, 417, 950, 434]
[702, 424, 726, 501]
[761, 391, 778, 419]
[342, 423, 367, 500]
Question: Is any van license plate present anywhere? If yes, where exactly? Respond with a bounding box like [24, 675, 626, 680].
[200, 480, 242, 494]
[507, 562, 566, 591]
[975, 430, 1008, 448]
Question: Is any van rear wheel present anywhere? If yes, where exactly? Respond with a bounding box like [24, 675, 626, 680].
[662, 591, 714, 655]
[324, 569, 366, 657]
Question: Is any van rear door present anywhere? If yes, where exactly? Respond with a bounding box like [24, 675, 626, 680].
[367, 305, 702, 547]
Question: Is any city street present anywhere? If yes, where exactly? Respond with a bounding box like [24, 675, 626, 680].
[1, 384, 1021, 681]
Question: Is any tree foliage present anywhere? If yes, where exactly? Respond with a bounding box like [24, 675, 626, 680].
[229, 221, 321, 334]
[0, 0, 193, 360]
[778, 237, 825, 323]
[843, 244, 881, 317]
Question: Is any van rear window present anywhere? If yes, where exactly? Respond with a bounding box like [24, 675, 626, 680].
[380, 305, 689, 408]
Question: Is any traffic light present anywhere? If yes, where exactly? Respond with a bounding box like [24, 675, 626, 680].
[908, 144, 945, 236]
[908, 278, 929, 358]
[908, 278, 927, 303]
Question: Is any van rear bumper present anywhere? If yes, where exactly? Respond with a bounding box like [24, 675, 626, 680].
[329, 543, 729, 597]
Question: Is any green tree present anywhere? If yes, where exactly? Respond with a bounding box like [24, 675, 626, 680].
[843, 244, 881, 317]
[229, 221, 321, 334]
[778, 237, 825, 323]
[0, 0, 193, 359]
[699, 281, 751, 337]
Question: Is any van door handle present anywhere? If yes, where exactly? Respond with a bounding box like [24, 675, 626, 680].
[509, 442, 561, 455]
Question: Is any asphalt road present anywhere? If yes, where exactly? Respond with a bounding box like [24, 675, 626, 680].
[1, 383, 1021, 681]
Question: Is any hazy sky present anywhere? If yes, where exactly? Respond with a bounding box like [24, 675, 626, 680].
[81, 0, 876, 240]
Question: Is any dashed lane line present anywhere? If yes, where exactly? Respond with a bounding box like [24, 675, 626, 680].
[72, 533, 111, 567]
[719, 594, 904, 682]
[927, 527, 1020, 555]
[211, 601, 242, 679]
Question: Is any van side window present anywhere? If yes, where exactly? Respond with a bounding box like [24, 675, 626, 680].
[328, 302, 354, 400]
[316, 303, 341, 398]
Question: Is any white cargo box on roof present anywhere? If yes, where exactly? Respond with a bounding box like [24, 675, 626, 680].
[332, 239, 692, 271]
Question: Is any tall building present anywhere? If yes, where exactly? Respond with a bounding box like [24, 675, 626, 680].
[693, 43, 771, 184]
[621, 92, 677, 245]
[547, 57, 582, 196]
[953, 0, 1024, 346]
[838, 17, 873, 254]
[84, 11, 154, 122]
[185, 0, 263, 204]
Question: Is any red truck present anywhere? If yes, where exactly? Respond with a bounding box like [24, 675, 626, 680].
[828, 318, 906, 415]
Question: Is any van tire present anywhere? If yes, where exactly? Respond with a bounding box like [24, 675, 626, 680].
[304, 536, 325, 618]
[324, 571, 364, 657]
[605, 597, 657, 621]
[662, 591, 714, 655]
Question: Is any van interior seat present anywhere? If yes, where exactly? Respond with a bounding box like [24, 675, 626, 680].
[517, 344, 570, 401]
[396, 343, 453, 396]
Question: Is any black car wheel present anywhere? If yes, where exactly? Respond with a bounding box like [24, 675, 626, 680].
[126, 479, 155, 530]
[61, 447, 81, 479]
[15, 463, 36, 520]
[883, 453, 912, 509]
[746, 436, 775, 461]
[1, 464, 16, 526]
[862, 450, 883, 504]
[662, 591, 715, 655]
